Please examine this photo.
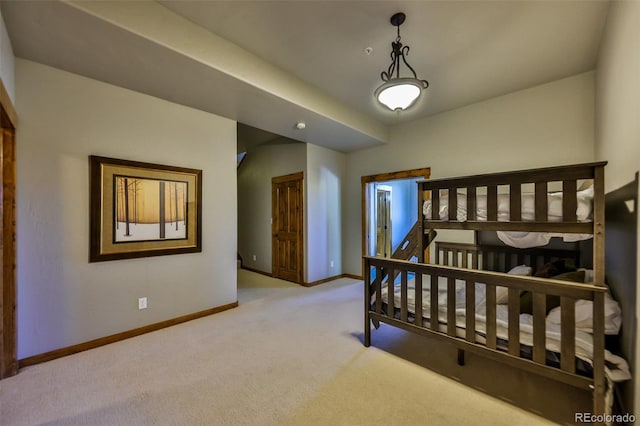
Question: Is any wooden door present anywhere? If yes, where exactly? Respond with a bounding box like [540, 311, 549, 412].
[375, 186, 392, 257]
[272, 172, 304, 284]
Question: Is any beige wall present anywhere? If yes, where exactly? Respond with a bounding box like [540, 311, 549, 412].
[596, 0, 640, 192]
[16, 59, 237, 359]
[595, 0, 640, 412]
[306, 143, 345, 282]
[344, 72, 596, 274]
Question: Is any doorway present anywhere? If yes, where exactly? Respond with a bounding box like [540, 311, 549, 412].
[272, 172, 304, 283]
[374, 185, 392, 257]
[0, 81, 17, 379]
[361, 168, 430, 272]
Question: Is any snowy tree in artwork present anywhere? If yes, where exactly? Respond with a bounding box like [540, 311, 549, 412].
[114, 176, 188, 242]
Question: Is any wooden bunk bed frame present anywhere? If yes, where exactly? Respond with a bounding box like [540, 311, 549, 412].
[364, 161, 608, 418]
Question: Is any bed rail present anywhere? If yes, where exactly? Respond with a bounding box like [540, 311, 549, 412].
[435, 241, 582, 274]
[418, 162, 605, 231]
[417, 161, 606, 284]
[363, 255, 607, 416]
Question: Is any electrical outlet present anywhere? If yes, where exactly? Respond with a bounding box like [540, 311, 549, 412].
[330, 261, 334, 268]
[252, 254, 256, 261]
[138, 297, 147, 310]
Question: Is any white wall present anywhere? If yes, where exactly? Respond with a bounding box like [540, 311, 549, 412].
[596, 1, 640, 192]
[16, 60, 237, 359]
[306, 143, 345, 282]
[344, 72, 596, 275]
[237, 140, 306, 273]
[595, 0, 640, 412]
[0, 8, 15, 102]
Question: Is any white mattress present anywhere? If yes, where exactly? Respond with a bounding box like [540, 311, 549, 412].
[376, 276, 630, 383]
[422, 187, 594, 248]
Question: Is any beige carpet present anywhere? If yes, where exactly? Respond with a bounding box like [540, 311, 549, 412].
[1, 269, 583, 425]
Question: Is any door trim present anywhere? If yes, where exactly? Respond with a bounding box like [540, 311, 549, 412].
[361, 167, 430, 275]
[0, 78, 17, 379]
[272, 172, 304, 284]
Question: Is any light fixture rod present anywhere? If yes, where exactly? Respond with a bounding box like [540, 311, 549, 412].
[380, 12, 427, 88]
[375, 12, 429, 111]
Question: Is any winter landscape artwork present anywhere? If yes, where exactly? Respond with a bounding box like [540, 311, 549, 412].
[114, 177, 188, 242]
[89, 156, 202, 262]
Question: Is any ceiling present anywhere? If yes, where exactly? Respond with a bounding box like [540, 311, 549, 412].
[2, 1, 610, 152]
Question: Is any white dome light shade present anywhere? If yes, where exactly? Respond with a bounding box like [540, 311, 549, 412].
[375, 78, 424, 111]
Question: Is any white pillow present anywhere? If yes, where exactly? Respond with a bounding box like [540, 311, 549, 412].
[546, 291, 621, 335]
[496, 265, 532, 304]
[578, 268, 594, 283]
[507, 265, 533, 276]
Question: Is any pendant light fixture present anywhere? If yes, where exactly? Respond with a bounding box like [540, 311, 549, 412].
[375, 12, 429, 111]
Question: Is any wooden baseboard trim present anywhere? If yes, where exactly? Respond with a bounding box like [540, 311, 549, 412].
[18, 302, 238, 369]
[303, 274, 343, 287]
[240, 268, 363, 286]
[342, 273, 364, 280]
[241, 266, 272, 277]
[303, 273, 364, 287]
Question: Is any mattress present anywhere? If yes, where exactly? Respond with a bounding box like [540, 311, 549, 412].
[422, 187, 594, 248]
[375, 276, 630, 383]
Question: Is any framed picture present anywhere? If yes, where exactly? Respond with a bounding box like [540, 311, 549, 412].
[89, 156, 202, 262]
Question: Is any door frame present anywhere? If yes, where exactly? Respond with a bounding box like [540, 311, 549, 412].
[0, 78, 18, 379]
[271, 171, 304, 284]
[361, 167, 430, 275]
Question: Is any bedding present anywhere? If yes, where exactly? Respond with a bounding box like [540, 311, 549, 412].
[495, 264, 533, 304]
[376, 276, 630, 383]
[547, 292, 622, 335]
[422, 187, 594, 248]
[423, 186, 594, 222]
[494, 230, 591, 249]
[507, 265, 622, 335]
[518, 270, 586, 315]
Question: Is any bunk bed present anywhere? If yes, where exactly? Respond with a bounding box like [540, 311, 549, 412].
[363, 162, 630, 421]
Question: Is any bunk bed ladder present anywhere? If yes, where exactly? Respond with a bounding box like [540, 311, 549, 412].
[390, 221, 437, 263]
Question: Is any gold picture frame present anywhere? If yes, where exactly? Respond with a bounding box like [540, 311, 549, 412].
[89, 156, 202, 262]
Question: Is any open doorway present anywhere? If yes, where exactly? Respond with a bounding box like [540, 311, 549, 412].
[373, 185, 392, 257]
[361, 168, 430, 271]
[237, 123, 306, 278]
[0, 81, 17, 379]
